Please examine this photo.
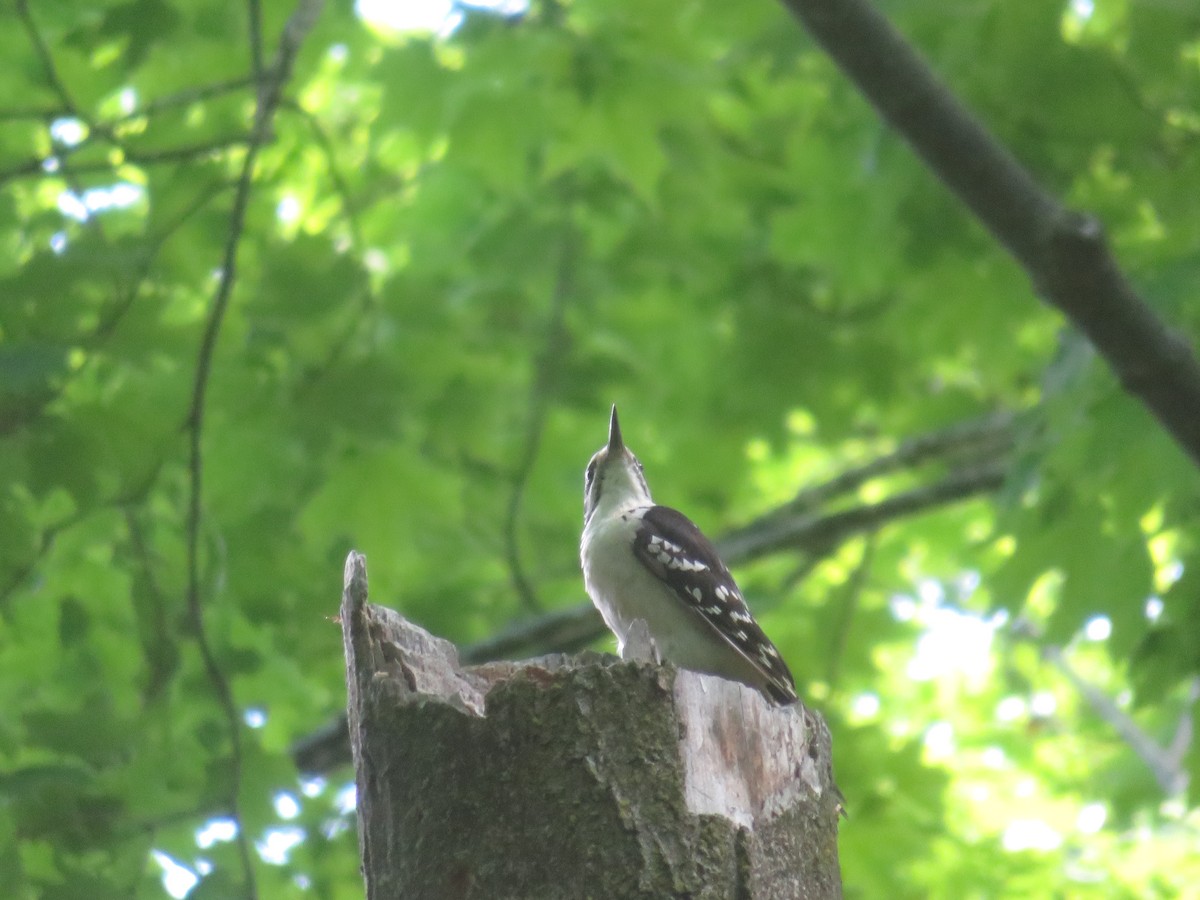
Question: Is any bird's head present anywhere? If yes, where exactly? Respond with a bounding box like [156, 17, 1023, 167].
[583, 405, 652, 525]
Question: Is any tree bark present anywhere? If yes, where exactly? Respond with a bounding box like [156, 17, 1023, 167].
[340, 551, 843, 899]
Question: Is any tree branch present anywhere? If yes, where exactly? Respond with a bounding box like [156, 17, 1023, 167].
[0, 136, 253, 188]
[183, 1, 324, 894]
[1165, 678, 1200, 781]
[1042, 643, 1187, 797]
[732, 412, 1013, 531]
[0, 512, 85, 610]
[294, 418, 1007, 775]
[488, 451, 1004, 661]
[720, 464, 1006, 565]
[504, 229, 576, 613]
[0, 105, 64, 122]
[280, 100, 364, 246]
[247, 0, 266, 92]
[780, 0, 1200, 467]
[0, 181, 234, 439]
[15, 0, 79, 116]
[113, 76, 258, 122]
[124, 509, 178, 707]
[826, 536, 875, 691]
[1012, 619, 1190, 797]
[277, 100, 395, 395]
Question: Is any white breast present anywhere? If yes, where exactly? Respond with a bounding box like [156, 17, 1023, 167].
[582, 506, 660, 654]
[581, 506, 757, 683]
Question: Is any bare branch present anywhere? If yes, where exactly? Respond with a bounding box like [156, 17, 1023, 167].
[0, 181, 234, 440]
[1043, 643, 1187, 797]
[0, 513, 84, 610]
[280, 100, 364, 247]
[1011, 619, 1189, 797]
[504, 230, 577, 613]
[124, 137, 254, 166]
[826, 536, 875, 690]
[0, 136, 252, 188]
[462, 602, 603, 666]
[294, 419, 1006, 775]
[247, 0, 266, 91]
[113, 76, 258, 122]
[720, 464, 1006, 565]
[790, 413, 1011, 515]
[0, 105, 63, 122]
[15, 0, 79, 116]
[184, 1, 325, 893]
[124, 509, 178, 707]
[1165, 678, 1199, 781]
[780, 0, 1200, 467]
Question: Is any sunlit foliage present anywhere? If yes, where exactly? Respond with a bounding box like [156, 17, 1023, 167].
[1, 0, 1198, 896]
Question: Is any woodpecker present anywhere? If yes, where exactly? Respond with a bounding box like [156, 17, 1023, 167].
[580, 406, 798, 704]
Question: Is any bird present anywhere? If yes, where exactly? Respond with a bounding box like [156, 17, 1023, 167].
[580, 405, 798, 704]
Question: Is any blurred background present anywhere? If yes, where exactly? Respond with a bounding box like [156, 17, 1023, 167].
[2, 0, 1199, 896]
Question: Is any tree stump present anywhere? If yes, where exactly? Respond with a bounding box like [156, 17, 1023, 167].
[340, 551, 843, 899]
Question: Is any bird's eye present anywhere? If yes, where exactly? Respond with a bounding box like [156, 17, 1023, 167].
[585, 460, 597, 489]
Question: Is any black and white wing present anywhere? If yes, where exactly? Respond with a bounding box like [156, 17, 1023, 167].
[632, 505, 798, 704]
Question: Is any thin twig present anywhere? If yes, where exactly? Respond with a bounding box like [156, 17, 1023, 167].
[0, 181, 234, 438]
[125, 136, 255, 166]
[100, 181, 237, 340]
[1165, 678, 1199, 779]
[0, 105, 63, 122]
[182, 115, 258, 900]
[8, 2, 254, 213]
[280, 100, 363, 246]
[111, 76, 258, 123]
[503, 229, 576, 613]
[124, 509, 178, 706]
[1045, 644, 1185, 796]
[786, 412, 1012, 516]
[13, 0, 115, 240]
[248, 0, 265, 92]
[277, 92, 395, 386]
[280, 99, 384, 387]
[0, 513, 83, 609]
[183, 1, 325, 894]
[1010, 618, 1189, 797]
[0, 465, 163, 608]
[0, 136, 252, 188]
[720, 464, 1006, 564]
[825, 535, 875, 690]
[15, 0, 79, 116]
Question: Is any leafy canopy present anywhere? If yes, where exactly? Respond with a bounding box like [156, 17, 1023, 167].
[1, 0, 1198, 896]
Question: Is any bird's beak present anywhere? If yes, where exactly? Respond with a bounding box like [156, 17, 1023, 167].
[607, 404, 624, 454]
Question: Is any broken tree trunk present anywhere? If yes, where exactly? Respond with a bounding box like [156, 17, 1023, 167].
[340, 551, 843, 899]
